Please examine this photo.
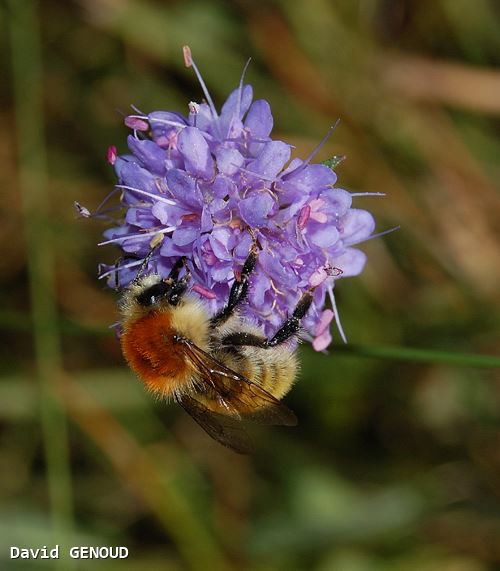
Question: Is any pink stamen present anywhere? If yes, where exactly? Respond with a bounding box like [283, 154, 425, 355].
[182, 45, 219, 125]
[312, 331, 332, 352]
[183, 45, 193, 67]
[155, 136, 170, 149]
[309, 266, 328, 288]
[188, 101, 200, 114]
[297, 205, 311, 229]
[124, 116, 149, 131]
[310, 212, 328, 223]
[315, 309, 334, 336]
[181, 213, 199, 222]
[192, 284, 217, 299]
[309, 198, 325, 210]
[107, 145, 117, 165]
[312, 309, 335, 351]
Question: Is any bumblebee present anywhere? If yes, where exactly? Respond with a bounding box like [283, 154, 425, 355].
[119, 242, 313, 453]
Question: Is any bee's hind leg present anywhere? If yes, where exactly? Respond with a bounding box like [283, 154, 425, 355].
[263, 290, 314, 347]
[210, 239, 259, 327]
[220, 289, 314, 348]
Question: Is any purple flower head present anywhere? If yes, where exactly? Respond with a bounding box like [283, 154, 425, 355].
[93, 46, 386, 350]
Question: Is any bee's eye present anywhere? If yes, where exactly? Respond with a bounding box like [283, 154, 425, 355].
[136, 282, 169, 307]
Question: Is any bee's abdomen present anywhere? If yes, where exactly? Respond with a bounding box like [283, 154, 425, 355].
[236, 348, 298, 400]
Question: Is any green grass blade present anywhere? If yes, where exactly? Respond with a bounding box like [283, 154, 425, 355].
[331, 344, 500, 368]
[8, 0, 74, 565]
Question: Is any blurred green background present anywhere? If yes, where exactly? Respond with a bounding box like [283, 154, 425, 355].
[2, 1, 500, 570]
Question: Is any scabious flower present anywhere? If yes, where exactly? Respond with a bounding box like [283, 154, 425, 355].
[93, 46, 383, 350]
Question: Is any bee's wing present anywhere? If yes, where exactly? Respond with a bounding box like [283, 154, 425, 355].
[178, 394, 254, 454]
[177, 337, 297, 426]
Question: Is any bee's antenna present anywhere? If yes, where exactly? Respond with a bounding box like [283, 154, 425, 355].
[114, 257, 123, 290]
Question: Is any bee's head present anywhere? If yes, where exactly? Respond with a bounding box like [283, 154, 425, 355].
[135, 274, 188, 307]
[119, 273, 189, 319]
[116, 250, 192, 321]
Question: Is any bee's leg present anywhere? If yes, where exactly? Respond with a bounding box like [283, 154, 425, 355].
[111, 254, 140, 289]
[210, 240, 258, 327]
[220, 290, 314, 348]
[263, 290, 314, 347]
[167, 256, 188, 281]
[164, 257, 191, 305]
[220, 331, 266, 347]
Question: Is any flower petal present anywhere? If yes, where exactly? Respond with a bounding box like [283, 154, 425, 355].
[219, 84, 253, 135]
[151, 202, 185, 226]
[312, 329, 332, 352]
[127, 135, 167, 175]
[214, 147, 244, 176]
[177, 127, 214, 179]
[282, 164, 337, 192]
[99, 64, 381, 354]
[323, 188, 352, 218]
[259, 251, 298, 285]
[172, 225, 199, 246]
[246, 141, 291, 180]
[252, 272, 271, 306]
[166, 168, 201, 207]
[125, 207, 157, 228]
[330, 247, 367, 277]
[315, 309, 334, 336]
[115, 158, 156, 194]
[340, 209, 376, 245]
[308, 222, 340, 248]
[239, 193, 275, 227]
[245, 99, 273, 139]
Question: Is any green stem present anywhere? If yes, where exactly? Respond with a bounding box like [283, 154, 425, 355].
[8, 0, 74, 563]
[330, 343, 500, 368]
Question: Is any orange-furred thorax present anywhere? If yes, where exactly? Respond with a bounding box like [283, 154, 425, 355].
[120, 310, 191, 397]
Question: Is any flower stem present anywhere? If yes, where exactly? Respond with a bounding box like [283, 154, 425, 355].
[331, 343, 500, 368]
[8, 0, 74, 562]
